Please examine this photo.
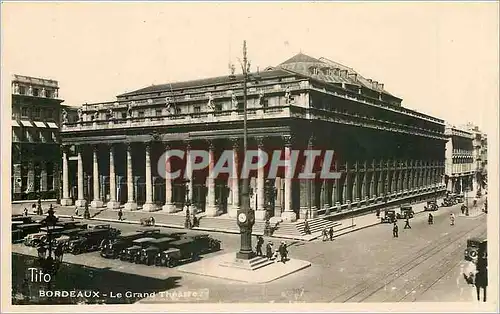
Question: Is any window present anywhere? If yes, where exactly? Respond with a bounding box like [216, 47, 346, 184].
[138, 111, 145, 118]
[175, 107, 182, 115]
[215, 104, 222, 112]
[21, 107, 29, 117]
[193, 106, 201, 113]
[33, 88, 39, 97]
[45, 90, 53, 98]
[33, 108, 40, 118]
[121, 112, 127, 119]
[19, 86, 26, 95]
[155, 109, 162, 116]
[12, 130, 19, 142]
[46, 109, 54, 119]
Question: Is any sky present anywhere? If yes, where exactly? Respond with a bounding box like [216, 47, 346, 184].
[2, 2, 498, 131]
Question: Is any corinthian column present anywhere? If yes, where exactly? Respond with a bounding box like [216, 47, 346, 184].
[60, 146, 73, 206]
[107, 144, 120, 209]
[124, 143, 137, 210]
[91, 145, 104, 208]
[281, 135, 296, 222]
[205, 140, 218, 216]
[75, 146, 86, 207]
[162, 143, 177, 212]
[255, 137, 267, 220]
[143, 143, 157, 212]
[228, 138, 240, 218]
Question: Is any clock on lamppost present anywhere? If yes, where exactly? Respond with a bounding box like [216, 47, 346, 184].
[236, 208, 255, 260]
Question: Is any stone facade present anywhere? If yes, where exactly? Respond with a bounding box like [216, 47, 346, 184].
[60, 53, 447, 221]
[444, 125, 475, 196]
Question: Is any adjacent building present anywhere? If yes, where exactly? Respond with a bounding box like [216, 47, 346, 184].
[443, 125, 475, 195]
[60, 53, 447, 221]
[464, 123, 488, 193]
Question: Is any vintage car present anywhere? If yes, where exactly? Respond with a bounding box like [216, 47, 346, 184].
[17, 223, 42, 238]
[155, 239, 199, 267]
[56, 220, 82, 230]
[396, 205, 414, 219]
[183, 233, 221, 254]
[424, 200, 439, 211]
[51, 228, 87, 247]
[380, 209, 397, 223]
[464, 237, 487, 262]
[12, 215, 33, 224]
[137, 237, 177, 265]
[101, 229, 161, 259]
[66, 227, 120, 255]
[87, 223, 113, 230]
[24, 232, 48, 247]
[12, 229, 24, 243]
[119, 237, 157, 262]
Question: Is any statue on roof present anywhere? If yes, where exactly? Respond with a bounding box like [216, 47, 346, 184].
[62, 109, 68, 124]
[165, 97, 175, 115]
[231, 92, 238, 110]
[13, 83, 19, 94]
[27, 86, 33, 96]
[258, 90, 265, 107]
[77, 108, 83, 122]
[284, 87, 293, 105]
[54, 89, 58, 98]
[127, 102, 133, 118]
[107, 108, 113, 120]
[207, 92, 215, 111]
[93, 110, 99, 121]
[41, 88, 46, 97]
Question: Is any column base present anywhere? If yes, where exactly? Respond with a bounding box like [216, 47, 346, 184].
[90, 200, 104, 208]
[281, 211, 297, 222]
[254, 210, 267, 221]
[142, 203, 159, 212]
[205, 205, 218, 217]
[75, 199, 87, 207]
[162, 203, 178, 213]
[124, 202, 138, 211]
[60, 198, 73, 206]
[228, 205, 240, 218]
[106, 200, 121, 209]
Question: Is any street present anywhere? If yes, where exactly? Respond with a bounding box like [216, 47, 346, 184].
[12, 200, 487, 303]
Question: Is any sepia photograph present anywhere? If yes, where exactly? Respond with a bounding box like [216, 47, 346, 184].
[1, 1, 498, 312]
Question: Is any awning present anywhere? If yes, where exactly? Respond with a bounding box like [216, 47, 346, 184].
[34, 121, 47, 128]
[47, 122, 59, 129]
[11, 120, 20, 127]
[20, 120, 33, 127]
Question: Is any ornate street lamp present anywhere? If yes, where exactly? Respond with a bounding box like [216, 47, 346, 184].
[37, 205, 63, 290]
[181, 179, 192, 228]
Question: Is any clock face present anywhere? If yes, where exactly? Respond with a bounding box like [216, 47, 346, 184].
[238, 213, 247, 223]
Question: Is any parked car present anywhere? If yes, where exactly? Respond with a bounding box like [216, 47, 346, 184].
[464, 237, 487, 263]
[138, 237, 177, 265]
[396, 205, 414, 219]
[101, 229, 161, 259]
[24, 232, 48, 247]
[66, 227, 120, 255]
[424, 200, 439, 211]
[380, 209, 396, 223]
[51, 228, 87, 247]
[17, 223, 42, 238]
[183, 233, 221, 254]
[119, 237, 157, 262]
[155, 238, 199, 267]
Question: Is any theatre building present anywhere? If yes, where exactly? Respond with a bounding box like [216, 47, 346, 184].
[60, 53, 447, 222]
[443, 125, 475, 195]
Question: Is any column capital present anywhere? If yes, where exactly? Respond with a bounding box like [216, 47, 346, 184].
[149, 131, 162, 142]
[230, 138, 239, 149]
[205, 139, 215, 150]
[183, 140, 192, 150]
[92, 144, 98, 153]
[163, 142, 172, 150]
[282, 134, 293, 147]
[255, 136, 265, 148]
[307, 134, 315, 148]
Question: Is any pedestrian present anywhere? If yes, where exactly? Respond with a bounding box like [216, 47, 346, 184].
[450, 213, 455, 226]
[304, 219, 311, 235]
[75, 206, 79, 217]
[256, 236, 264, 256]
[428, 213, 433, 225]
[322, 228, 328, 241]
[279, 241, 288, 263]
[150, 216, 155, 226]
[376, 208, 381, 218]
[329, 226, 334, 241]
[475, 252, 488, 302]
[23, 208, 28, 217]
[461, 205, 466, 215]
[404, 217, 411, 229]
[266, 241, 274, 260]
[184, 208, 192, 229]
[264, 219, 271, 236]
[393, 222, 399, 238]
[118, 208, 123, 221]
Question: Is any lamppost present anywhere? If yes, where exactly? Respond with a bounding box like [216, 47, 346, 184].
[37, 205, 63, 291]
[182, 179, 192, 228]
[235, 40, 256, 260]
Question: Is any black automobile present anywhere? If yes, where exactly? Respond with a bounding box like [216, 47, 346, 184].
[424, 200, 438, 211]
[66, 228, 120, 255]
[396, 205, 414, 219]
[119, 237, 157, 262]
[464, 237, 487, 262]
[101, 229, 161, 259]
[17, 223, 42, 238]
[183, 233, 221, 254]
[138, 237, 177, 265]
[381, 209, 396, 223]
[155, 238, 199, 267]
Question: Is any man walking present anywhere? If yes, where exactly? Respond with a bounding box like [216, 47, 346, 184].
[404, 217, 411, 229]
[428, 213, 433, 225]
[329, 226, 334, 241]
[266, 241, 274, 260]
[118, 208, 123, 221]
[450, 213, 455, 226]
[255, 236, 264, 256]
[23, 208, 28, 217]
[393, 222, 399, 238]
[304, 219, 311, 235]
[322, 228, 328, 241]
